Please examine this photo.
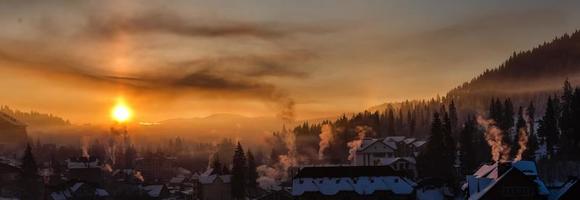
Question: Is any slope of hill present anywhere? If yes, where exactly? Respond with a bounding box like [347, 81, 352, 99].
[0, 105, 70, 127]
[448, 30, 580, 98]
[369, 30, 580, 114]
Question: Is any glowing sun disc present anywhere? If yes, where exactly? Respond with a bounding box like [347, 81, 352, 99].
[111, 101, 132, 123]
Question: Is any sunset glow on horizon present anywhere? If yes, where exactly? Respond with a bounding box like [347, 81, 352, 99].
[111, 98, 132, 123]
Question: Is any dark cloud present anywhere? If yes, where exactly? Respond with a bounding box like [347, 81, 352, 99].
[84, 10, 334, 40]
[174, 53, 312, 79]
[0, 41, 299, 122]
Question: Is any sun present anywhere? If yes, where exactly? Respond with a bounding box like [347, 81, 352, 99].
[111, 99, 132, 123]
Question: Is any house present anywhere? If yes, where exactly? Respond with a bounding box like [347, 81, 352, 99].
[381, 157, 417, 177]
[66, 156, 103, 184]
[352, 136, 425, 177]
[49, 182, 109, 200]
[549, 177, 580, 200]
[353, 138, 398, 166]
[0, 157, 22, 198]
[0, 112, 27, 154]
[291, 165, 416, 199]
[135, 152, 177, 183]
[142, 184, 170, 199]
[353, 136, 426, 166]
[198, 168, 232, 200]
[463, 160, 549, 200]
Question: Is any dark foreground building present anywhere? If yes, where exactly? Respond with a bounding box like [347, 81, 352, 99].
[291, 165, 415, 200]
[463, 160, 549, 200]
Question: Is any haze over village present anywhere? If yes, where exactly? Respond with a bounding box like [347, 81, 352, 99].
[2, 1, 580, 200]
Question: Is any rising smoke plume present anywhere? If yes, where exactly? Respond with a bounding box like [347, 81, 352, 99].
[256, 128, 298, 190]
[477, 116, 511, 162]
[347, 126, 374, 161]
[515, 114, 532, 161]
[81, 136, 90, 158]
[514, 127, 529, 161]
[318, 124, 333, 160]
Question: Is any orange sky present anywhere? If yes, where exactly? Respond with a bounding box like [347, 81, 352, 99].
[1, 0, 580, 124]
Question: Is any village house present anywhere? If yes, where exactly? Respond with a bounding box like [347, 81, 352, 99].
[0, 157, 21, 198]
[135, 152, 177, 183]
[292, 165, 416, 200]
[463, 160, 549, 200]
[198, 168, 232, 200]
[352, 136, 425, 178]
[66, 156, 103, 184]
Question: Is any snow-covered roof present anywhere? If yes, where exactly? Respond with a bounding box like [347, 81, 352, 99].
[412, 141, 426, 148]
[466, 161, 549, 199]
[66, 157, 100, 169]
[191, 172, 200, 180]
[381, 157, 416, 166]
[549, 178, 578, 200]
[384, 141, 397, 150]
[199, 174, 232, 184]
[359, 138, 378, 150]
[50, 183, 109, 200]
[384, 136, 406, 142]
[143, 185, 165, 197]
[292, 176, 415, 196]
[404, 138, 417, 144]
[357, 138, 397, 152]
[169, 176, 186, 184]
[95, 189, 109, 197]
[512, 160, 538, 176]
[292, 166, 413, 196]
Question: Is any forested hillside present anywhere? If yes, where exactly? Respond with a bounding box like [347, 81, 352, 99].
[0, 105, 70, 127]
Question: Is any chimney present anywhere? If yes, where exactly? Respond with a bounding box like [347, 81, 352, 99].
[497, 161, 512, 175]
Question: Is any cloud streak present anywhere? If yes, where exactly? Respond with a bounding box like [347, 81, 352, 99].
[84, 10, 334, 40]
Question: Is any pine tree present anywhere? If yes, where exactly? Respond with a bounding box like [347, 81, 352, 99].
[20, 144, 40, 199]
[21, 144, 38, 179]
[222, 165, 231, 174]
[449, 100, 458, 134]
[421, 112, 448, 179]
[211, 154, 223, 175]
[493, 98, 504, 123]
[407, 109, 416, 136]
[489, 98, 496, 119]
[527, 101, 536, 136]
[442, 111, 456, 181]
[524, 130, 539, 160]
[560, 79, 574, 158]
[503, 99, 514, 131]
[247, 150, 258, 197]
[397, 109, 404, 133]
[459, 115, 477, 174]
[570, 88, 580, 159]
[538, 97, 559, 158]
[231, 142, 247, 199]
[387, 107, 395, 135]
